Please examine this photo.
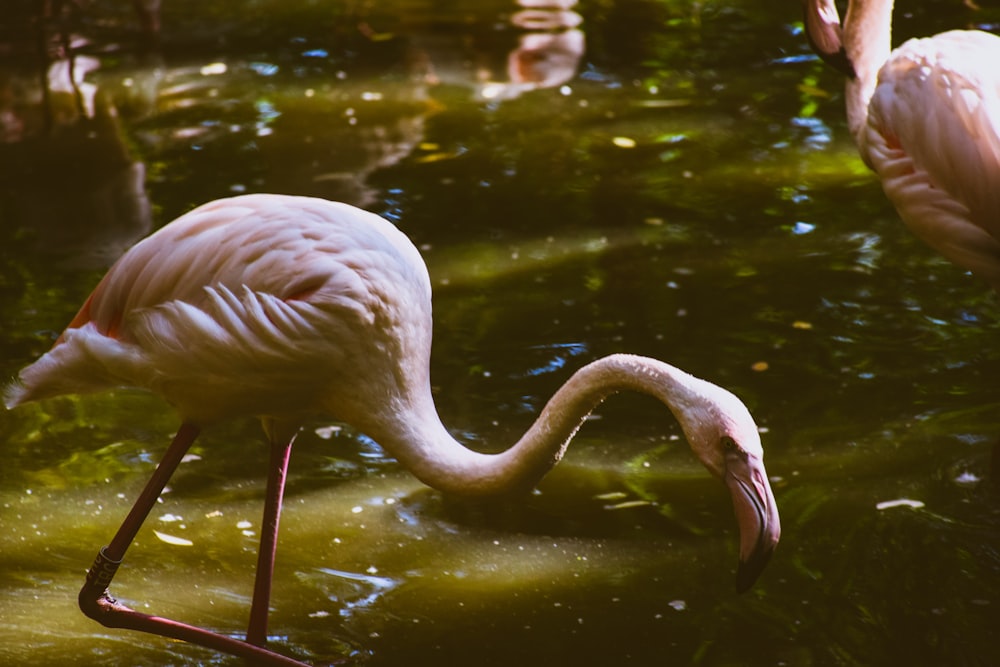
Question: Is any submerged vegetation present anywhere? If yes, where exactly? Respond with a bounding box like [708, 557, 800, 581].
[1, 1, 998, 665]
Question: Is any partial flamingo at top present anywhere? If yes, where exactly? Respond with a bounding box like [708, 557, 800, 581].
[803, 0, 1000, 290]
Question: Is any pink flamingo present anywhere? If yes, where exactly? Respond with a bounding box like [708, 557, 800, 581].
[5, 194, 780, 666]
[803, 0, 1000, 289]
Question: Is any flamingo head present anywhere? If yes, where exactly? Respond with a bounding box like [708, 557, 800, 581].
[670, 376, 781, 592]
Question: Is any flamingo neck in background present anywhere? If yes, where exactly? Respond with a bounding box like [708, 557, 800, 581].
[843, 0, 894, 152]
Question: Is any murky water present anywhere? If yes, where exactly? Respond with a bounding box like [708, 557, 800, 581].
[2, 1, 999, 665]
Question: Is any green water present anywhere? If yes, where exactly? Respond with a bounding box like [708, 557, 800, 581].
[1, 1, 999, 665]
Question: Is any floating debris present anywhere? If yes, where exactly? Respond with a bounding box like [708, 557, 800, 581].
[200, 62, 227, 76]
[315, 425, 342, 440]
[153, 530, 193, 546]
[593, 491, 628, 501]
[604, 500, 653, 511]
[875, 498, 925, 511]
[953, 471, 981, 487]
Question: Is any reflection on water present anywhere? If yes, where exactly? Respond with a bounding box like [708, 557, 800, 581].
[2, 0, 1000, 666]
[0, 28, 152, 269]
[410, 0, 585, 102]
[309, 567, 400, 619]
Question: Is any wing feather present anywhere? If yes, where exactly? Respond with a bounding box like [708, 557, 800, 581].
[862, 30, 1000, 287]
[9, 195, 433, 422]
[866, 31, 1000, 231]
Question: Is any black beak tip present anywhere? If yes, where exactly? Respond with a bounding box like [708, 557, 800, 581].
[735, 546, 774, 594]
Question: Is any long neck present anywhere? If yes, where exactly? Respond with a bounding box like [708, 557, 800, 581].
[371, 354, 716, 497]
[843, 0, 894, 148]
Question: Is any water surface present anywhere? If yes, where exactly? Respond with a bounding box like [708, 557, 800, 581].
[1, 1, 999, 665]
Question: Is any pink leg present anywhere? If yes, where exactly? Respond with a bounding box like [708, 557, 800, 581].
[247, 434, 296, 646]
[78, 423, 311, 667]
[79, 422, 201, 598]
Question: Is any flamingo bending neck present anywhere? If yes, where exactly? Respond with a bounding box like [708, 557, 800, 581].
[373, 353, 738, 497]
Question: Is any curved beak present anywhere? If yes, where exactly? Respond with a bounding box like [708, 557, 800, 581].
[802, 0, 856, 77]
[724, 452, 780, 593]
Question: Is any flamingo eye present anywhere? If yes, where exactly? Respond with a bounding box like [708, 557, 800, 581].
[721, 436, 738, 451]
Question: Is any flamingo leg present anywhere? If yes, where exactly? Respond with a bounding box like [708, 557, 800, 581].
[79, 422, 201, 604]
[77, 422, 311, 667]
[247, 434, 296, 647]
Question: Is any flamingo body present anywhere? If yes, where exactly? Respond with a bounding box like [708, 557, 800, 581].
[7, 196, 432, 426]
[5, 194, 779, 665]
[805, 0, 1000, 290]
[866, 30, 1000, 286]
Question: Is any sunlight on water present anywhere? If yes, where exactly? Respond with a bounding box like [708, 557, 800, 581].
[1, 0, 999, 666]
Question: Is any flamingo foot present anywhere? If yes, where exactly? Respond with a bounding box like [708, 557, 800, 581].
[77, 552, 312, 667]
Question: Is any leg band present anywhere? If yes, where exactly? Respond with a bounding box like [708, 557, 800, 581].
[83, 546, 123, 595]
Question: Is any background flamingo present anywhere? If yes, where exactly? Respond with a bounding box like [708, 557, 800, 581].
[803, 0, 1000, 290]
[4, 194, 780, 667]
